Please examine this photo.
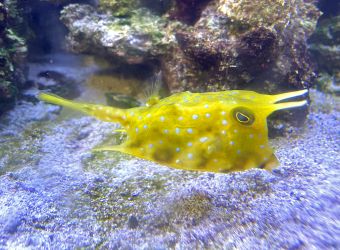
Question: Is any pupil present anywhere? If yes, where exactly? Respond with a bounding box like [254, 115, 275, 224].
[232, 107, 255, 126]
[237, 112, 249, 122]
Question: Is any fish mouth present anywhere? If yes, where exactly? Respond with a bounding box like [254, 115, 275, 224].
[270, 89, 308, 111]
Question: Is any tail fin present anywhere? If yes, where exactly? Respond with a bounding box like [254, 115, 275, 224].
[39, 93, 128, 124]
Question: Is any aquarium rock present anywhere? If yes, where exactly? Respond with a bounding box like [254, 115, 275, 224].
[0, 1, 28, 115]
[60, 4, 173, 64]
[163, 0, 321, 92]
[58, 0, 321, 93]
[309, 16, 340, 75]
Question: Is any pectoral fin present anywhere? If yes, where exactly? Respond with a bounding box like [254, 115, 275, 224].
[92, 145, 124, 152]
[259, 154, 279, 171]
[114, 129, 127, 133]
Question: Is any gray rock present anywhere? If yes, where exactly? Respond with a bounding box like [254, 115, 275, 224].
[60, 4, 172, 64]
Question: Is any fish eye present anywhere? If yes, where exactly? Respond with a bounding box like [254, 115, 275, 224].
[232, 107, 255, 125]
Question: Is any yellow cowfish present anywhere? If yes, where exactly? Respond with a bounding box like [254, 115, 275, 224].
[39, 89, 308, 173]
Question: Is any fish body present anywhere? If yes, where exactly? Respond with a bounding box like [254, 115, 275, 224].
[39, 89, 308, 173]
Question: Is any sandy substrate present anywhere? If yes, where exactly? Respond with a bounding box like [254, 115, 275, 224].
[0, 89, 339, 249]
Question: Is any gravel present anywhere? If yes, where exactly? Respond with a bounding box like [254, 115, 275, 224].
[0, 89, 339, 249]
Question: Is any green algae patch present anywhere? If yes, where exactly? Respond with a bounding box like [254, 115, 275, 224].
[218, 0, 320, 35]
[129, 9, 167, 43]
[0, 122, 51, 175]
[82, 150, 130, 173]
[164, 191, 213, 227]
[79, 166, 172, 234]
[99, 0, 138, 17]
[107, 8, 170, 51]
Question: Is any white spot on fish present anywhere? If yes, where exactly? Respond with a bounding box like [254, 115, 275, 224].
[143, 125, 148, 129]
[249, 134, 254, 138]
[260, 145, 265, 149]
[221, 111, 226, 115]
[138, 116, 142, 120]
[135, 128, 139, 133]
[187, 128, 193, 134]
[160, 116, 165, 122]
[146, 114, 151, 118]
[163, 129, 169, 134]
[187, 142, 193, 147]
[204, 104, 209, 108]
[149, 144, 154, 148]
[205, 113, 211, 118]
[187, 153, 193, 159]
[178, 116, 183, 121]
[237, 150, 241, 154]
[234, 129, 238, 133]
[192, 114, 199, 120]
[221, 130, 226, 135]
[176, 147, 180, 152]
[175, 128, 180, 134]
[229, 141, 234, 145]
[176, 159, 180, 164]
[208, 145, 214, 153]
[159, 140, 163, 144]
[222, 120, 228, 125]
[200, 137, 208, 142]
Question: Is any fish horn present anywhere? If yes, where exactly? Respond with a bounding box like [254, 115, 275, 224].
[270, 89, 308, 103]
[272, 100, 308, 111]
